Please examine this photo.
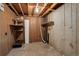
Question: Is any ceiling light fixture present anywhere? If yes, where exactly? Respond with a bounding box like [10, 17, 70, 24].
[34, 3, 40, 15]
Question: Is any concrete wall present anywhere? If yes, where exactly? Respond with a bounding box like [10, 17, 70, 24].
[0, 4, 16, 55]
[77, 4, 79, 56]
[45, 3, 78, 55]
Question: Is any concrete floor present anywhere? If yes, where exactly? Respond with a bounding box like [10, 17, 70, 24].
[7, 42, 62, 56]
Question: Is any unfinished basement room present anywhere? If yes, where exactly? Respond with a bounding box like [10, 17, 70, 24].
[0, 3, 79, 56]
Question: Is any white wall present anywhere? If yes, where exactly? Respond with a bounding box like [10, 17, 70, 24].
[24, 20, 29, 44]
[46, 3, 78, 55]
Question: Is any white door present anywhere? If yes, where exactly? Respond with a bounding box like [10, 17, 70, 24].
[24, 20, 29, 44]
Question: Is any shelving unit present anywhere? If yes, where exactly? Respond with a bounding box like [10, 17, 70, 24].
[10, 24, 23, 27]
[10, 24, 24, 48]
[41, 21, 54, 27]
[41, 21, 54, 43]
[10, 24, 23, 32]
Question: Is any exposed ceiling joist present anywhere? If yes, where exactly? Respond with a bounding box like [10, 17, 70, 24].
[32, 6, 35, 16]
[7, 3, 63, 17]
[41, 3, 64, 17]
[18, 3, 24, 16]
[28, 4, 35, 16]
[21, 3, 28, 15]
[9, 3, 19, 16]
[41, 3, 57, 17]
[39, 3, 53, 16]
[53, 3, 64, 10]
[39, 3, 47, 14]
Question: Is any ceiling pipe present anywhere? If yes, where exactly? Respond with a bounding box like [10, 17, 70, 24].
[41, 3, 57, 17]
[9, 3, 19, 16]
[18, 3, 24, 16]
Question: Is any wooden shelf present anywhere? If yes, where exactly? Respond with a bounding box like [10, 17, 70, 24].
[10, 24, 23, 27]
[42, 21, 54, 27]
[10, 24, 24, 32]
[10, 22, 24, 46]
[13, 30, 23, 32]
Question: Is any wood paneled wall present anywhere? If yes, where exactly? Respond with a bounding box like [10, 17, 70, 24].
[17, 16, 43, 43]
[26, 17, 43, 43]
[0, 4, 16, 55]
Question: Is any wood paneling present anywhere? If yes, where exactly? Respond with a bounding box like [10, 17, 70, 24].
[0, 4, 16, 55]
[0, 10, 2, 55]
[28, 17, 42, 42]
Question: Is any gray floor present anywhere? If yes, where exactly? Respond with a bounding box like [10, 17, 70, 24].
[7, 42, 62, 56]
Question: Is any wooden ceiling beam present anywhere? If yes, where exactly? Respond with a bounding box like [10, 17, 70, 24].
[41, 3, 64, 17]
[39, 3, 47, 14]
[18, 3, 24, 16]
[53, 3, 64, 10]
[26, 3, 28, 15]
[21, 3, 28, 16]
[41, 3, 57, 17]
[32, 6, 35, 16]
[28, 3, 35, 16]
[9, 3, 19, 16]
[39, 3, 53, 16]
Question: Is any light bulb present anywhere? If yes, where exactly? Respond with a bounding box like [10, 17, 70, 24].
[35, 7, 39, 13]
[34, 3, 40, 15]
